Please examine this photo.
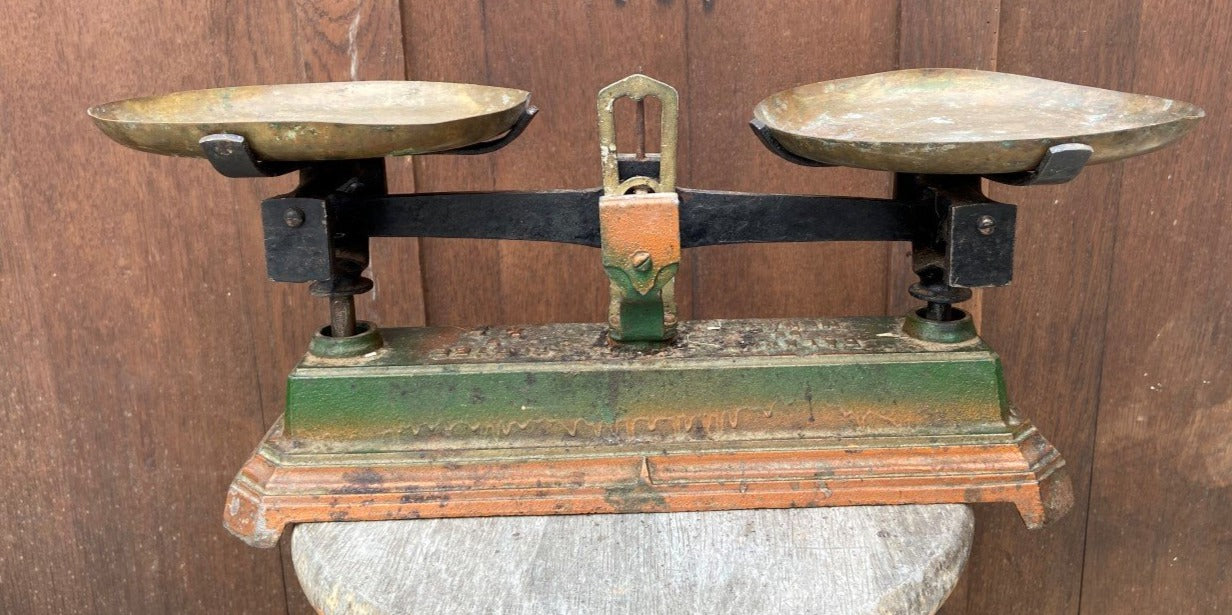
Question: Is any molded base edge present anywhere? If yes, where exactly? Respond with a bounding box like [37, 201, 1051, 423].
[224, 417, 1072, 547]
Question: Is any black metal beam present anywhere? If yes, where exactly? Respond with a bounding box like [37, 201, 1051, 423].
[324, 188, 921, 248]
[261, 178, 1018, 293]
[678, 189, 917, 246]
[349, 189, 604, 246]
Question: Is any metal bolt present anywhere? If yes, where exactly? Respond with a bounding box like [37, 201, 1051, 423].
[329, 295, 356, 337]
[976, 215, 996, 236]
[631, 251, 653, 272]
[284, 207, 305, 228]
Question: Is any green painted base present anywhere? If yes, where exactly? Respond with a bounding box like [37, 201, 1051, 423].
[284, 317, 1011, 451]
[222, 317, 1073, 547]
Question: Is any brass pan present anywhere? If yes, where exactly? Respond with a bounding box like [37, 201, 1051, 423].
[754, 69, 1203, 174]
[88, 81, 530, 161]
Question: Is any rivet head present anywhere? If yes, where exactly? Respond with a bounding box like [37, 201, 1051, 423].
[976, 215, 996, 236]
[284, 207, 305, 228]
[631, 251, 653, 272]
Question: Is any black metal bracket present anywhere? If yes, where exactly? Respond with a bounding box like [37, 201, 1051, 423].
[748, 118, 834, 167]
[261, 159, 385, 283]
[427, 106, 539, 156]
[265, 159, 386, 337]
[984, 143, 1094, 186]
[892, 173, 1018, 322]
[200, 134, 305, 178]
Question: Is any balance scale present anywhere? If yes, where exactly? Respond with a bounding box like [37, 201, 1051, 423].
[90, 69, 1202, 547]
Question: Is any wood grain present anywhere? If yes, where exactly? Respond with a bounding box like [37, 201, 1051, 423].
[966, 3, 1144, 614]
[684, 0, 898, 320]
[401, 0, 501, 326]
[0, 1, 292, 612]
[406, 1, 688, 326]
[0, 0, 414, 612]
[292, 506, 973, 614]
[1079, 3, 1232, 612]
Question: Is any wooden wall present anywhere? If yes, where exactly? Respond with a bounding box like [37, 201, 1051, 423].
[2, 1, 1226, 613]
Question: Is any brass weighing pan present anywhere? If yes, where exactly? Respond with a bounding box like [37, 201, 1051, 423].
[88, 81, 531, 161]
[754, 68, 1203, 174]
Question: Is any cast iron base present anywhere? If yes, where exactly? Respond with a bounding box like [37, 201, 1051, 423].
[223, 317, 1072, 547]
[225, 417, 1071, 547]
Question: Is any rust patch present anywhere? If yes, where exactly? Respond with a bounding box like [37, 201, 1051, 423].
[342, 469, 383, 485]
[603, 481, 670, 513]
[332, 469, 385, 495]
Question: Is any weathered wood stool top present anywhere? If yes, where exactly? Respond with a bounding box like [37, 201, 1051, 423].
[292, 505, 972, 615]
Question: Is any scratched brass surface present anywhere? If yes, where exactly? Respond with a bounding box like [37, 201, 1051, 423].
[88, 81, 530, 160]
[754, 68, 1203, 174]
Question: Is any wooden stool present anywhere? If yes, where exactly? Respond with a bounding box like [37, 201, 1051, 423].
[292, 505, 972, 614]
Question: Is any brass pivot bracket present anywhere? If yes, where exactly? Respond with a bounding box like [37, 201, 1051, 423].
[597, 74, 681, 343]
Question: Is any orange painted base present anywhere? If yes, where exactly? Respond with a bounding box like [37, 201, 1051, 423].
[224, 417, 1072, 547]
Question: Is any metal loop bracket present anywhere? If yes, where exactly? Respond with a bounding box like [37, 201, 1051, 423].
[597, 74, 679, 195]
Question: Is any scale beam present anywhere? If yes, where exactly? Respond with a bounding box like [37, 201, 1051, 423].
[263, 186, 994, 246]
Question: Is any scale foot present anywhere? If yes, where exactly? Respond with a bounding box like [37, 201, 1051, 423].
[1011, 429, 1075, 529]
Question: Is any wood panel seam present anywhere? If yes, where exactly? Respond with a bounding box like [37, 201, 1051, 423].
[1073, 16, 1143, 615]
